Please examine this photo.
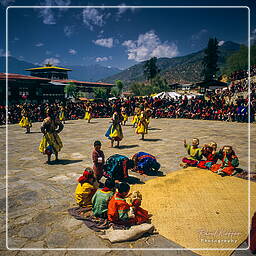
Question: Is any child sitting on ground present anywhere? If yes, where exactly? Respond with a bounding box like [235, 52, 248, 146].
[180, 138, 202, 168]
[92, 140, 105, 182]
[75, 168, 97, 209]
[210, 145, 239, 176]
[197, 142, 218, 169]
[127, 191, 150, 225]
[92, 178, 115, 219]
[108, 182, 135, 226]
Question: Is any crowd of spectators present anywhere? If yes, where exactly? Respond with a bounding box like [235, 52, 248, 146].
[230, 65, 256, 81]
[0, 75, 255, 125]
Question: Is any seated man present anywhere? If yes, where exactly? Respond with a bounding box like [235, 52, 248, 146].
[180, 138, 202, 168]
[210, 145, 239, 176]
[92, 179, 115, 219]
[131, 152, 160, 175]
[103, 154, 135, 183]
[108, 182, 135, 226]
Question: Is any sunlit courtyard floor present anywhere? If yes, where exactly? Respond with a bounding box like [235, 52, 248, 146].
[0, 118, 255, 256]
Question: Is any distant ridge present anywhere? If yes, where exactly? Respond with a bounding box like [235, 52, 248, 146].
[101, 41, 241, 84]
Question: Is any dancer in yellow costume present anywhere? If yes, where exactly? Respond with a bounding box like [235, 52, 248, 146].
[136, 108, 151, 140]
[132, 106, 141, 128]
[59, 105, 66, 124]
[84, 103, 92, 123]
[39, 108, 64, 164]
[105, 108, 123, 148]
[121, 106, 128, 126]
[19, 107, 32, 133]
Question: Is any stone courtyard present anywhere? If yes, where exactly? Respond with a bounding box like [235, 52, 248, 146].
[0, 118, 255, 256]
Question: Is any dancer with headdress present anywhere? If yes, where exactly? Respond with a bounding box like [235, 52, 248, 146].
[39, 107, 64, 164]
[59, 105, 66, 124]
[105, 107, 123, 148]
[135, 106, 151, 140]
[19, 105, 32, 133]
[121, 105, 128, 126]
[84, 102, 93, 123]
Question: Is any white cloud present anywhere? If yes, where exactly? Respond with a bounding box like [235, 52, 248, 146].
[38, 8, 56, 25]
[37, 0, 71, 25]
[1, 0, 15, 7]
[82, 8, 110, 31]
[43, 57, 60, 66]
[46, 50, 51, 55]
[35, 42, 44, 47]
[69, 49, 77, 55]
[95, 56, 109, 62]
[218, 40, 225, 46]
[64, 25, 74, 37]
[122, 30, 178, 62]
[0, 49, 11, 57]
[93, 38, 114, 48]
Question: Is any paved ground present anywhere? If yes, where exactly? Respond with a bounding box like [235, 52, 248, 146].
[0, 117, 255, 256]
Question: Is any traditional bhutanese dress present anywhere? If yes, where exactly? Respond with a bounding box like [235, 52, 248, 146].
[59, 107, 65, 121]
[84, 106, 92, 121]
[210, 151, 239, 175]
[108, 192, 135, 226]
[131, 108, 141, 126]
[75, 182, 97, 208]
[182, 144, 202, 166]
[19, 116, 32, 128]
[135, 111, 149, 135]
[39, 117, 63, 154]
[132, 152, 160, 174]
[19, 110, 32, 128]
[92, 188, 114, 218]
[121, 107, 128, 122]
[105, 112, 123, 141]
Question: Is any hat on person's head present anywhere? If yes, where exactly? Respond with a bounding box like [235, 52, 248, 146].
[94, 140, 101, 147]
[78, 168, 94, 183]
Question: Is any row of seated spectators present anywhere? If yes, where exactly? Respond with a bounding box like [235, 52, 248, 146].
[0, 77, 255, 125]
[229, 65, 256, 81]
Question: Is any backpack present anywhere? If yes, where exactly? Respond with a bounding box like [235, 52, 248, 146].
[103, 154, 129, 180]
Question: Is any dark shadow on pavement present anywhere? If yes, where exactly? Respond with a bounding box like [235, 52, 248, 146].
[124, 176, 145, 184]
[143, 138, 162, 142]
[122, 124, 133, 127]
[146, 170, 165, 177]
[29, 131, 42, 134]
[148, 127, 162, 131]
[88, 121, 98, 124]
[50, 159, 83, 165]
[118, 144, 139, 149]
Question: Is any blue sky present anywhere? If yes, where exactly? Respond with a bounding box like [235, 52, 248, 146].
[0, 0, 255, 70]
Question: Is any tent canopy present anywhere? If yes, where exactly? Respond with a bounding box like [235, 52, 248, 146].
[152, 91, 199, 100]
